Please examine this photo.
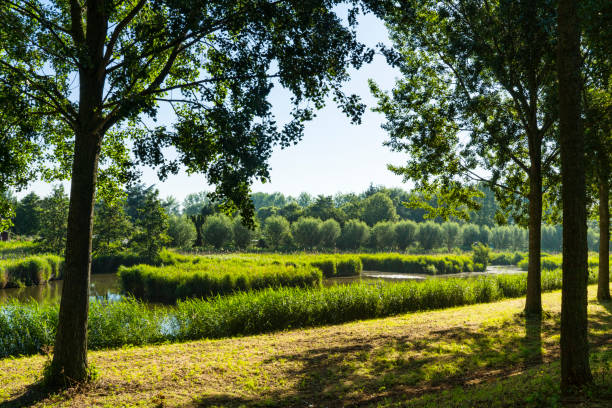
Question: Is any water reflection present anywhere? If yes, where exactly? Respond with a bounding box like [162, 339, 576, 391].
[1, 266, 525, 303]
[0, 274, 122, 304]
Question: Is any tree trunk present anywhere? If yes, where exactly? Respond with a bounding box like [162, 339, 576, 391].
[598, 171, 610, 301]
[48, 130, 102, 384]
[48, 0, 107, 383]
[558, 0, 593, 391]
[525, 149, 543, 316]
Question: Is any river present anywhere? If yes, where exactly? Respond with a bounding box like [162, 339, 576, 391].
[0, 265, 524, 304]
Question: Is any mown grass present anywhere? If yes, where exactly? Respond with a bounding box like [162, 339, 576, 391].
[0, 286, 610, 407]
[0, 267, 598, 359]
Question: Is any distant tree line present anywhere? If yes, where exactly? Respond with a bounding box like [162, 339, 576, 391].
[11, 183, 608, 254]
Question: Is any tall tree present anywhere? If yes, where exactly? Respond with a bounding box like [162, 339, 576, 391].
[558, 0, 593, 390]
[372, 0, 559, 315]
[0, 0, 383, 383]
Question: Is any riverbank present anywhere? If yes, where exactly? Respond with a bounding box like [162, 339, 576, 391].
[0, 285, 610, 407]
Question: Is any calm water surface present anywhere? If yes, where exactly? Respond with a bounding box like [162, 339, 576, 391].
[1, 265, 524, 303]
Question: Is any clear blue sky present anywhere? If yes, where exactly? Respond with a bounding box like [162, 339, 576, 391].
[23, 10, 409, 202]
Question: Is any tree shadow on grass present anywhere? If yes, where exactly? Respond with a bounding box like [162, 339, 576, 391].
[192, 314, 556, 408]
[0, 382, 60, 408]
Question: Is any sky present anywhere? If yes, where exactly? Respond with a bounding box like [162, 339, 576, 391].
[22, 9, 409, 203]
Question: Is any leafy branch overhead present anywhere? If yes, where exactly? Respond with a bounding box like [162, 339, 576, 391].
[0, 0, 384, 225]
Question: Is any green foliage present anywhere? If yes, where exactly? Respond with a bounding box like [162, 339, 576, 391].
[93, 199, 132, 256]
[319, 219, 341, 248]
[339, 219, 370, 250]
[417, 222, 443, 251]
[441, 222, 461, 251]
[202, 214, 233, 249]
[472, 243, 490, 269]
[13, 193, 41, 237]
[38, 186, 69, 255]
[371, 221, 396, 250]
[232, 217, 255, 250]
[461, 224, 481, 250]
[167, 215, 196, 249]
[292, 217, 323, 249]
[278, 202, 304, 223]
[264, 216, 291, 249]
[130, 190, 170, 260]
[394, 220, 418, 250]
[362, 192, 398, 226]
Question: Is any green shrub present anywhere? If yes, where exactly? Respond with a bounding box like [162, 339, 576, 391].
[202, 214, 233, 249]
[339, 219, 370, 250]
[292, 217, 322, 249]
[359, 253, 479, 274]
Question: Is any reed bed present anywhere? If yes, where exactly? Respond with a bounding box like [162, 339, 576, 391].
[0, 255, 63, 288]
[0, 267, 596, 359]
[358, 253, 480, 274]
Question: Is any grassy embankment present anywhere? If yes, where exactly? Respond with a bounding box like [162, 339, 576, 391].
[0, 285, 611, 407]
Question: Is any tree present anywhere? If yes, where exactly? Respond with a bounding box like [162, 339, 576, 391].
[202, 214, 233, 249]
[279, 202, 304, 223]
[339, 219, 370, 250]
[167, 215, 196, 249]
[297, 192, 314, 208]
[461, 224, 481, 250]
[394, 220, 417, 251]
[320, 219, 341, 248]
[183, 192, 212, 216]
[190, 203, 216, 248]
[38, 186, 69, 254]
[441, 222, 460, 251]
[362, 192, 397, 226]
[1, 0, 382, 382]
[162, 196, 181, 216]
[558, 0, 592, 390]
[93, 199, 132, 255]
[130, 190, 170, 261]
[581, 1, 612, 301]
[257, 206, 280, 223]
[371, 221, 396, 250]
[417, 222, 443, 251]
[13, 192, 42, 236]
[292, 217, 322, 249]
[373, 0, 559, 315]
[264, 216, 291, 250]
[306, 195, 346, 224]
[233, 216, 256, 250]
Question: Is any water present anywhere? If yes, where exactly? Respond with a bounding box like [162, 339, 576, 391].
[0, 274, 121, 304]
[325, 265, 524, 285]
[0, 265, 525, 303]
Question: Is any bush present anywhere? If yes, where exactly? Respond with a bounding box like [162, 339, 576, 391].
[292, 217, 322, 249]
[167, 215, 196, 249]
[394, 220, 417, 250]
[232, 217, 255, 249]
[319, 219, 341, 248]
[339, 219, 370, 250]
[371, 221, 396, 250]
[264, 216, 291, 249]
[461, 224, 481, 250]
[417, 222, 443, 251]
[441, 222, 461, 251]
[202, 214, 233, 249]
[472, 243, 490, 269]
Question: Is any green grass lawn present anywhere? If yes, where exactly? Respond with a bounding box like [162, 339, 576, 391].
[0, 285, 611, 407]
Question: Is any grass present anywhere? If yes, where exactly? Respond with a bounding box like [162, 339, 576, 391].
[0, 285, 610, 407]
[0, 267, 598, 359]
[118, 262, 323, 303]
[359, 253, 482, 274]
[0, 255, 63, 288]
[518, 253, 608, 271]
